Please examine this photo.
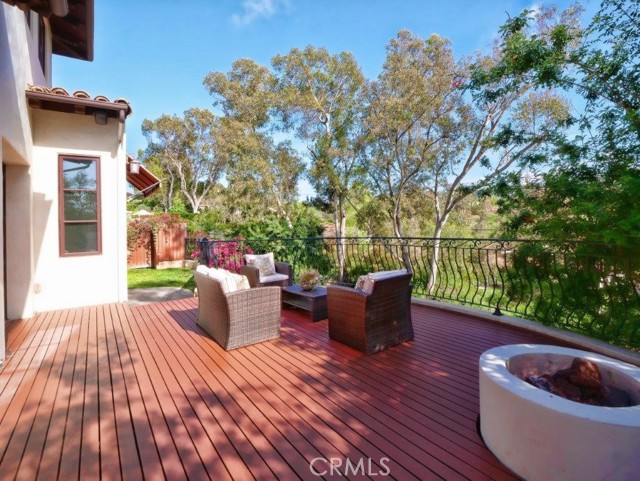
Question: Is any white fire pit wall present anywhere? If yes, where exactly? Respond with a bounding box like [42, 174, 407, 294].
[479, 344, 640, 481]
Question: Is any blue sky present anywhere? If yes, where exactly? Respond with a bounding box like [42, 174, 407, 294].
[53, 0, 597, 195]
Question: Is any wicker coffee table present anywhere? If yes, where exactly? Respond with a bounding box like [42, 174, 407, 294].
[282, 285, 327, 321]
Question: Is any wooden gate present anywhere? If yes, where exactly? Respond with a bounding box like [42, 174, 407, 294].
[128, 241, 152, 268]
[127, 223, 186, 269]
[155, 223, 187, 264]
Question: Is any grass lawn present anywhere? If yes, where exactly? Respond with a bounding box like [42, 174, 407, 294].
[128, 268, 196, 291]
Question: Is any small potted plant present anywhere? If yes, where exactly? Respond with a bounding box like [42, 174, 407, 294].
[299, 268, 321, 291]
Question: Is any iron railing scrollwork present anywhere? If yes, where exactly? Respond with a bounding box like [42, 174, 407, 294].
[187, 236, 640, 348]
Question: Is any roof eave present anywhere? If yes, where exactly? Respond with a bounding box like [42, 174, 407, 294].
[127, 156, 162, 199]
[50, 0, 94, 61]
[26, 86, 132, 121]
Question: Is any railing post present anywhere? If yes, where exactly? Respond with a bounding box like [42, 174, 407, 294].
[197, 238, 208, 266]
[198, 238, 218, 267]
[493, 305, 503, 316]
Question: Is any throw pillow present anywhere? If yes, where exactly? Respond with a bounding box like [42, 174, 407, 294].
[227, 271, 250, 291]
[354, 274, 375, 294]
[207, 268, 235, 294]
[245, 253, 276, 276]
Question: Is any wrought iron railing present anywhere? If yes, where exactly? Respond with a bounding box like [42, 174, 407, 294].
[187, 236, 640, 349]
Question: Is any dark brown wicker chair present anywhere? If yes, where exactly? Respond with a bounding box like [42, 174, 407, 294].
[240, 261, 293, 288]
[194, 271, 281, 350]
[327, 271, 414, 354]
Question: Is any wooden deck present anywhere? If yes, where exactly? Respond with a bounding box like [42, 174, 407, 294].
[0, 298, 575, 480]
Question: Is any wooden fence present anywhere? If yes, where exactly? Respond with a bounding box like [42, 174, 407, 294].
[127, 223, 187, 269]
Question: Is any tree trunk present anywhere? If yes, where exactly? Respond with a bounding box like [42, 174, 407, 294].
[334, 194, 347, 282]
[165, 176, 175, 212]
[392, 200, 413, 274]
[426, 218, 447, 295]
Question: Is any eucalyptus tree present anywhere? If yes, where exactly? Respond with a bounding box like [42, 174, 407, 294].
[204, 59, 304, 226]
[142, 107, 226, 214]
[141, 116, 184, 211]
[364, 31, 467, 270]
[272, 46, 366, 279]
[420, 56, 570, 292]
[204, 58, 274, 131]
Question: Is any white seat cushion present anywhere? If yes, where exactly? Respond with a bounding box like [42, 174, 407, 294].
[195, 265, 210, 275]
[259, 273, 289, 284]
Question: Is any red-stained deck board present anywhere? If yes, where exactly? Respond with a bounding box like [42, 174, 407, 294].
[154, 300, 332, 480]
[0, 298, 584, 480]
[125, 303, 216, 481]
[2, 308, 72, 480]
[13, 307, 78, 481]
[133, 301, 241, 481]
[255, 326, 505, 480]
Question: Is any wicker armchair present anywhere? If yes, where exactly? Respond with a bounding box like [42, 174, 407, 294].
[194, 271, 281, 350]
[240, 260, 293, 288]
[327, 271, 414, 354]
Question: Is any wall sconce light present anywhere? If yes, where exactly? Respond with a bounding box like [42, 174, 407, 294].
[94, 110, 108, 125]
[129, 158, 141, 174]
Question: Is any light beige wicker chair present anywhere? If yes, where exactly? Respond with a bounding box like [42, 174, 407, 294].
[240, 259, 293, 288]
[194, 271, 281, 350]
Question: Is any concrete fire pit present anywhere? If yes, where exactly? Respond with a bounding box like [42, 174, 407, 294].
[479, 344, 640, 481]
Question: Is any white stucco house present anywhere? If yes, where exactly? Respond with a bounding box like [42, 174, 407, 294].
[0, 0, 157, 364]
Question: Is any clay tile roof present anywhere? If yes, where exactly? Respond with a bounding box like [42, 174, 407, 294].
[26, 85, 132, 119]
[72, 90, 91, 99]
[50, 87, 69, 96]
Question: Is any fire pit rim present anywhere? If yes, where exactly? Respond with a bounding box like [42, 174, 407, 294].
[480, 344, 640, 426]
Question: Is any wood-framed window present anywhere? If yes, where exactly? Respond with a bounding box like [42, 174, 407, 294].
[59, 155, 102, 256]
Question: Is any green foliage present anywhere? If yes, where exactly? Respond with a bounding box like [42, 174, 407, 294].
[227, 204, 324, 240]
[493, 1, 640, 253]
[187, 209, 226, 237]
[484, 1, 640, 348]
[272, 45, 367, 249]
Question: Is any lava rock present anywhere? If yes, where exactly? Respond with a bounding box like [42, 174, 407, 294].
[525, 375, 552, 393]
[550, 377, 582, 401]
[568, 358, 602, 389]
[598, 384, 634, 408]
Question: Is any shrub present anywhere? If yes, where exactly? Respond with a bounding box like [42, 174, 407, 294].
[127, 213, 183, 256]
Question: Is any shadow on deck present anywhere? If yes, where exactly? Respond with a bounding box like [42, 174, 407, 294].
[0, 298, 576, 480]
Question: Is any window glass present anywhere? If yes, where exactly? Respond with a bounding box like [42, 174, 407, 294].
[64, 192, 97, 220]
[59, 156, 101, 255]
[64, 224, 98, 253]
[63, 159, 97, 188]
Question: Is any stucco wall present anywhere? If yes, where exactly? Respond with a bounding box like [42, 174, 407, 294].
[1, 4, 50, 362]
[0, 4, 47, 166]
[30, 110, 128, 311]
